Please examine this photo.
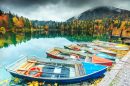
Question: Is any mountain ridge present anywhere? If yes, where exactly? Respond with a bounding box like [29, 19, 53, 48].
[67, 6, 130, 22]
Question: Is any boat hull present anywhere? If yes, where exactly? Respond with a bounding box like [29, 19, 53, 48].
[47, 52, 113, 66]
[10, 68, 107, 84]
[65, 45, 116, 61]
[105, 58, 115, 61]
[100, 52, 116, 57]
[64, 46, 73, 50]
[94, 62, 113, 66]
[46, 52, 65, 60]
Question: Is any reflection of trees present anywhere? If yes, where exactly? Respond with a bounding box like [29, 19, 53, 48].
[4, 43, 9, 47]
[0, 30, 121, 49]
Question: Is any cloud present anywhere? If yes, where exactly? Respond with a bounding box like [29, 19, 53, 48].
[0, 0, 129, 21]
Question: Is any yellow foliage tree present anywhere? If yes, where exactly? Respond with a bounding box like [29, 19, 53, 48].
[41, 26, 43, 29]
[12, 17, 18, 25]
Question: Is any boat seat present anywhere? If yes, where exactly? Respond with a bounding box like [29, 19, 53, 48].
[69, 67, 75, 78]
[54, 67, 61, 73]
[50, 50, 60, 55]
[16, 60, 37, 74]
[75, 64, 86, 77]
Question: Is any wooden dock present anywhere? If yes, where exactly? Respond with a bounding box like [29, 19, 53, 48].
[110, 29, 130, 43]
[97, 51, 130, 86]
[111, 35, 130, 39]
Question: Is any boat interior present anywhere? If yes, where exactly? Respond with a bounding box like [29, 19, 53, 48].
[48, 47, 88, 60]
[6, 56, 87, 79]
[65, 44, 94, 54]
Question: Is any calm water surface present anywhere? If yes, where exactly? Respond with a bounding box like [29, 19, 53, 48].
[0, 30, 119, 85]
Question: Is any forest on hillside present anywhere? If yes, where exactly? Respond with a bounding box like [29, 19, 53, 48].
[0, 9, 130, 36]
[0, 8, 130, 49]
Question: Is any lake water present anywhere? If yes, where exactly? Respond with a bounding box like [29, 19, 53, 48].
[0, 30, 120, 85]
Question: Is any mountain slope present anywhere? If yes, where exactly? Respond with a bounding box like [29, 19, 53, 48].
[67, 6, 130, 21]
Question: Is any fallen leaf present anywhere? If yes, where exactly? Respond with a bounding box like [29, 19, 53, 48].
[3, 84, 6, 86]
[14, 78, 18, 82]
[54, 83, 58, 86]
[39, 82, 44, 85]
[28, 82, 31, 84]
[0, 82, 3, 84]
[48, 84, 51, 86]
[0, 65, 3, 67]
[0, 79, 8, 84]
[29, 83, 33, 86]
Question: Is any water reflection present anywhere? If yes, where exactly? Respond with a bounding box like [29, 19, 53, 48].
[0, 30, 121, 49]
[0, 30, 121, 85]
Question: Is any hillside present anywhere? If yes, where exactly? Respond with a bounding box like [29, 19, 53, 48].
[67, 6, 130, 22]
[0, 6, 130, 34]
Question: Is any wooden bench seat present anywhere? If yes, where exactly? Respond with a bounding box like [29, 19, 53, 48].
[16, 60, 37, 74]
[75, 64, 86, 77]
[50, 50, 60, 55]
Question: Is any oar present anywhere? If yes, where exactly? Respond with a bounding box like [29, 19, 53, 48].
[18, 68, 66, 75]
[28, 60, 70, 70]
[28, 60, 62, 68]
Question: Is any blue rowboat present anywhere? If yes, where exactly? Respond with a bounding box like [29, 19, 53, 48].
[5, 55, 107, 84]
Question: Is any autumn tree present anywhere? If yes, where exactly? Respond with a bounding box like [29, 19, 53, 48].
[25, 19, 31, 29]
[2, 20, 6, 25]
[12, 17, 18, 25]
[8, 11, 14, 29]
[8, 17, 13, 28]
[0, 10, 3, 16]
[44, 24, 48, 30]
[15, 21, 24, 28]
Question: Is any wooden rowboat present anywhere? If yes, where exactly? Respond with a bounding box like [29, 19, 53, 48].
[46, 47, 114, 66]
[64, 44, 116, 61]
[92, 40, 119, 45]
[77, 42, 117, 57]
[92, 40, 129, 50]
[5, 55, 107, 84]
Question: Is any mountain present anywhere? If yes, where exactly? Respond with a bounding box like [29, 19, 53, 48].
[67, 6, 130, 22]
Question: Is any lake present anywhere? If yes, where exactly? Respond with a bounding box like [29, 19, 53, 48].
[0, 30, 120, 85]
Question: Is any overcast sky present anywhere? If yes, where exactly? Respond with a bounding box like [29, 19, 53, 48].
[0, 0, 129, 22]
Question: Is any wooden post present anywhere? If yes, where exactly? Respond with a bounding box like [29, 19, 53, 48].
[120, 29, 123, 38]
[120, 29, 123, 44]
[109, 30, 113, 42]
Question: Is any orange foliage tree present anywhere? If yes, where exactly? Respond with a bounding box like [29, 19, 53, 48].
[44, 24, 48, 30]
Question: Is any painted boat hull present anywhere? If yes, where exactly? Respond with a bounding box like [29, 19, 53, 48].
[96, 53, 115, 61]
[94, 62, 113, 66]
[47, 52, 113, 66]
[46, 53, 65, 60]
[99, 51, 116, 57]
[10, 68, 107, 84]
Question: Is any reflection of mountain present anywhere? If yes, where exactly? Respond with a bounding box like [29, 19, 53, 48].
[67, 6, 130, 21]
